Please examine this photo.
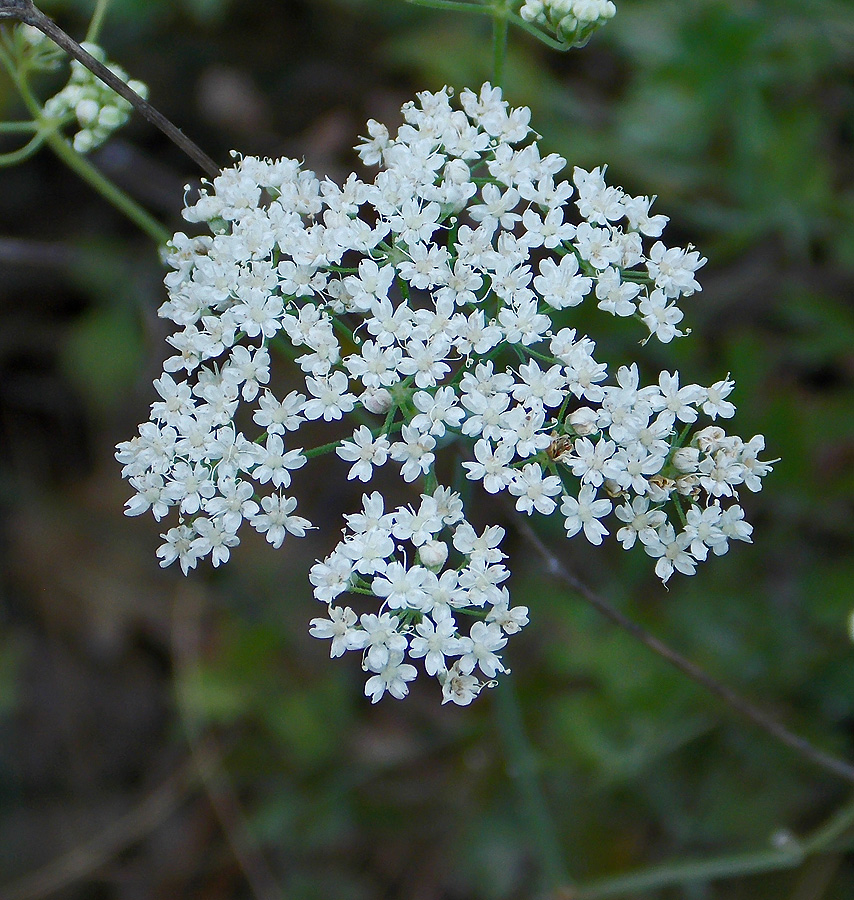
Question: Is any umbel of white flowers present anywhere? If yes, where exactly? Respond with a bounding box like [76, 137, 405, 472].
[116, 83, 774, 704]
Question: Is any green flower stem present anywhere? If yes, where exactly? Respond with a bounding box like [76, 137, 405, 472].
[331, 316, 358, 345]
[671, 494, 688, 529]
[0, 119, 38, 131]
[572, 795, 854, 899]
[423, 467, 439, 494]
[493, 677, 570, 891]
[555, 391, 574, 429]
[302, 418, 404, 461]
[519, 343, 561, 365]
[0, 128, 46, 164]
[44, 127, 170, 245]
[514, 516, 854, 787]
[508, 11, 570, 51]
[302, 438, 344, 460]
[405, 0, 493, 15]
[672, 423, 693, 450]
[574, 847, 805, 899]
[621, 270, 654, 283]
[10, 60, 170, 245]
[802, 796, 854, 853]
[492, 1, 510, 88]
[382, 403, 399, 435]
[85, 0, 112, 43]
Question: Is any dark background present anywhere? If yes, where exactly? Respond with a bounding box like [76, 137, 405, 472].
[1, 0, 854, 898]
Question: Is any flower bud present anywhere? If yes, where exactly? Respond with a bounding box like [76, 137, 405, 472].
[418, 539, 449, 570]
[72, 129, 96, 154]
[443, 158, 470, 184]
[360, 387, 393, 415]
[75, 98, 99, 126]
[99, 105, 126, 130]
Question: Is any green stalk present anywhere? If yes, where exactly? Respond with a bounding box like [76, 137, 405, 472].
[45, 129, 170, 245]
[12, 65, 169, 245]
[508, 10, 570, 51]
[0, 120, 38, 132]
[572, 795, 854, 899]
[423, 467, 439, 494]
[0, 129, 47, 164]
[303, 438, 345, 460]
[492, 2, 509, 88]
[405, 0, 493, 14]
[85, 0, 113, 42]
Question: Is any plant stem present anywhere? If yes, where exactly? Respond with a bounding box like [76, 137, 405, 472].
[46, 126, 171, 244]
[0, 128, 46, 163]
[0, 119, 38, 131]
[0, 754, 202, 900]
[0, 0, 221, 176]
[493, 677, 570, 891]
[405, 0, 493, 14]
[9, 52, 171, 244]
[513, 515, 854, 787]
[84, 0, 111, 42]
[571, 795, 854, 899]
[492, 1, 509, 88]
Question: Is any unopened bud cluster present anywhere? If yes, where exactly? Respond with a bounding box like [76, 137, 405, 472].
[40, 41, 147, 153]
[117, 83, 774, 703]
[519, 0, 616, 48]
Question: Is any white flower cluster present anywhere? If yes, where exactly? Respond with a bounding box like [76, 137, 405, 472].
[519, 0, 616, 48]
[308, 490, 528, 705]
[40, 41, 148, 153]
[118, 83, 774, 701]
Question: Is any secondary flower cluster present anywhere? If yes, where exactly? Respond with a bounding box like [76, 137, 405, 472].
[308, 490, 528, 704]
[117, 83, 774, 701]
[519, 0, 616, 48]
[38, 39, 148, 153]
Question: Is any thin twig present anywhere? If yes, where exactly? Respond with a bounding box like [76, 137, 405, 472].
[513, 516, 854, 785]
[0, 0, 221, 177]
[171, 584, 284, 900]
[0, 751, 206, 900]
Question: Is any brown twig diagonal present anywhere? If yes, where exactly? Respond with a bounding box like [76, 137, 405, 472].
[0, 0, 220, 177]
[513, 516, 854, 785]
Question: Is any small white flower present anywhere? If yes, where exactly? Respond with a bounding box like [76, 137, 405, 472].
[561, 486, 612, 545]
[363, 651, 418, 703]
[509, 463, 563, 515]
[390, 424, 436, 483]
[643, 523, 697, 582]
[309, 606, 359, 658]
[250, 494, 312, 548]
[457, 622, 507, 678]
[336, 426, 390, 482]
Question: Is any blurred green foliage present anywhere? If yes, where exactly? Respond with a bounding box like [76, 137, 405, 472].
[1, 0, 854, 898]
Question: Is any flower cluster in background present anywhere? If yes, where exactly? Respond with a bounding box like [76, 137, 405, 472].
[36, 38, 148, 153]
[117, 83, 774, 702]
[519, 0, 617, 48]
